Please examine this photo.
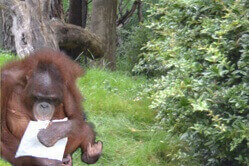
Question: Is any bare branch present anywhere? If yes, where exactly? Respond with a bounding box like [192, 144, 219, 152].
[116, 0, 142, 27]
[87, 0, 92, 5]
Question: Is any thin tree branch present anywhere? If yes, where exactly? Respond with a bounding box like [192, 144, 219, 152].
[116, 0, 142, 27]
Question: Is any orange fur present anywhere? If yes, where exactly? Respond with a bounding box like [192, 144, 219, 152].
[0, 49, 101, 165]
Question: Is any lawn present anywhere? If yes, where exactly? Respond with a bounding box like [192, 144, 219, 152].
[0, 52, 170, 165]
[73, 69, 169, 165]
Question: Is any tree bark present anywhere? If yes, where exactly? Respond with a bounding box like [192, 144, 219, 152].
[0, 9, 3, 48]
[52, 19, 103, 59]
[82, 0, 87, 28]
[91, 0, 117, 70]
[0, 0, 104, 59]
[1, 7, 15, 52]
[2, 0, 59, 57]
[68, 0, 82, 27]
[68, 0, 87, 28]
[50, 0, 63, 19]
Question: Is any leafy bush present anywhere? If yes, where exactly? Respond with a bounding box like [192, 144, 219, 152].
[134, 0, 249, 165]
[116, 26, 154, 72]
[116, 0, 154, 72]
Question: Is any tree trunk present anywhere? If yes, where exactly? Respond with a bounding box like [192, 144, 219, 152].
[82, 0, 87, 28]
[50, 0, 63, 19]
[0, 0, 104, 59]
[91, 0, 117, 70]
[68, 0, 82, 27]
[67, 0, 87, 28]
[2, 0, 59, 57]
[0, 9, 3, 48]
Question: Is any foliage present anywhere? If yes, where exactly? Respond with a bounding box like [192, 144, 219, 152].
[0, 49, 192, 165]
[62, 0, 69, 12]
[116, 26, 154, 72]
[75, 68, 197, 165]
[134, 0, 249, 165]
[116, 0, 153, 73]
[0, 50, 16, 64]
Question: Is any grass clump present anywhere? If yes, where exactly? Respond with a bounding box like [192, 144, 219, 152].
[74, 68, 169, 165]
[0, 52, 182, 165]
[78, 69, 154, 122]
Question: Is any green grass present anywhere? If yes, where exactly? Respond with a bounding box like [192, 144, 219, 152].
[0, 50, 16, 64]
[0, 51, 194, 165]
[73, 68, 168, 165]
[0, 52, 169, 166]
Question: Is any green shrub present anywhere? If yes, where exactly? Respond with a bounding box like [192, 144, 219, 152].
[134, 0, 249, 165]
[116, 26, 154, 72]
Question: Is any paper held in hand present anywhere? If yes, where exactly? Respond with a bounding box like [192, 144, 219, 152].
[15, 118, 68, 161]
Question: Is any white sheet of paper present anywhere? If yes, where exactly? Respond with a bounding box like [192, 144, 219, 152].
[15, 118, 68, 161]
